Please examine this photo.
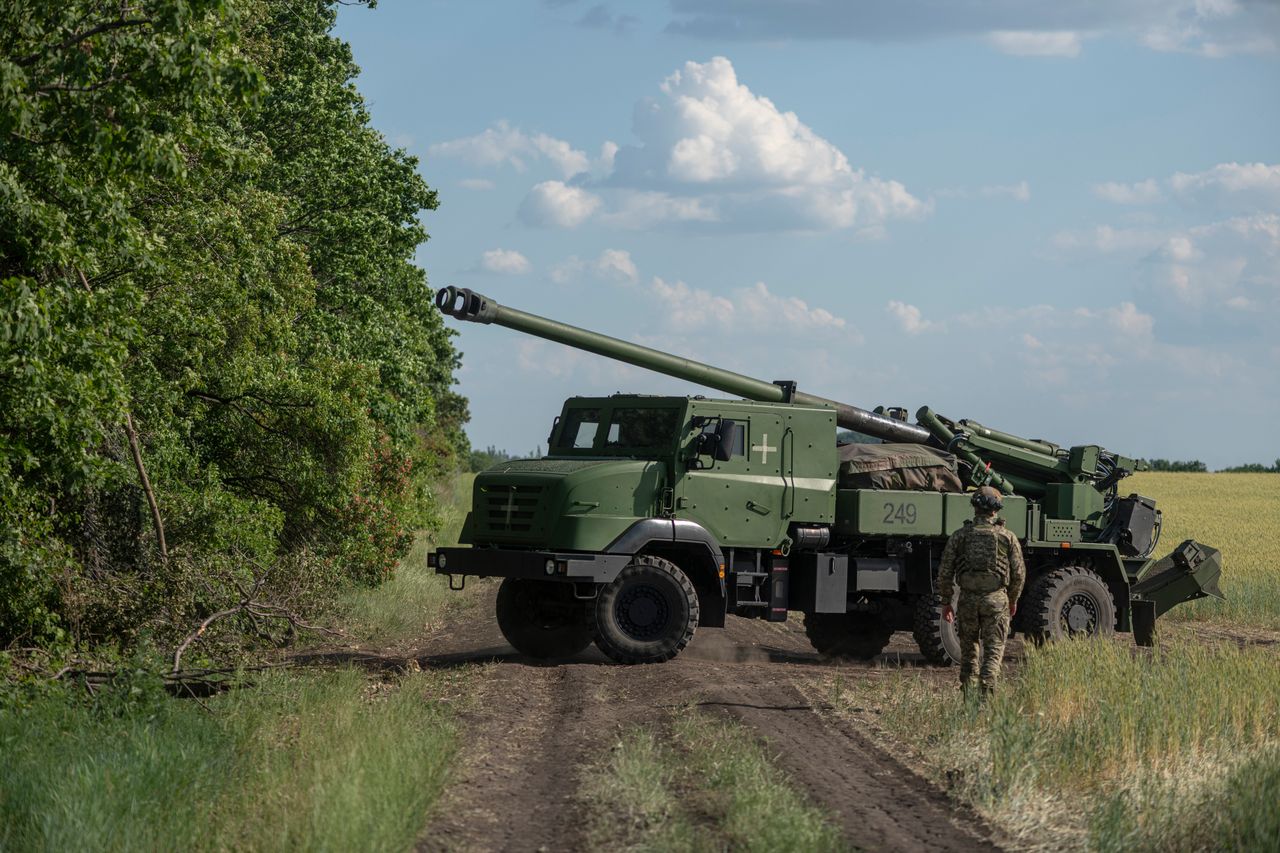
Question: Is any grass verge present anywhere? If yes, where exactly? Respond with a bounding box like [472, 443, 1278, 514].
[582, 710, 846, 852]
[339, 473, 479, 647]
[840, 636, 1280, 851]
[0, 667, 469, 852]
[1, 472, 482, 852]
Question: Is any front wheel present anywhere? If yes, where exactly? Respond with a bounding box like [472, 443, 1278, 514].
[495, 578, 592, 659]
[591, 555, 699, 664]
[1023, 565, 1117, 643]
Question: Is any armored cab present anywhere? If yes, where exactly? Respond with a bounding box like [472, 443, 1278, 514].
[429, 287, 1223, 665]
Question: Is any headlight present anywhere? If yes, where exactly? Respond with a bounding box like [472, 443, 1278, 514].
[544, 559, 556, 575]
[437, 554, 447, 570]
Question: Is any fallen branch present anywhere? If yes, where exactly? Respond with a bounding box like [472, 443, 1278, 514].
[171, 565, 345, 673]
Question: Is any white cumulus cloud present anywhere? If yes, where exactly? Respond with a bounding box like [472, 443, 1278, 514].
[886, 301, 939, 334]
[650, 277, 736, 330]
[598, 57, 928, 233]
[601, 190, 719, 229]
[1093, 179, 1163, 204]
[479, 248, 531, 275]
[518, 181, 603, 228]
[551, 249, 639, 284]
[982, 181, 1031, 202]
[986, 30, 1083, 57]
[1095, 162, 1279, 209]
[648, 277, 849, 334]
[739, 282, 846, 330]
[1169, 162, 1280, 207]
[429, 121, 601, 179]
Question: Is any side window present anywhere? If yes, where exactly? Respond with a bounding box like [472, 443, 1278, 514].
[699, 418, 746, 459]
[556, 408, 601, 449]
[722, 421, 745, 458]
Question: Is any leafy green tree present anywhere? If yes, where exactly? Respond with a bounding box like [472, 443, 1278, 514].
[1141, 459, 1208, 473]
[1, 1, 464, 653]
[1218, 460, 1280, 473]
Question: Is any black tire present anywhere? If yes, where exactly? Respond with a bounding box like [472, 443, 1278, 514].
[803, 612, 894, 660]
[495, 578, 592, 659]
[912, 593, 961, 666]
[591, 555, 699, 664]
[1023, 565, 1117, 643]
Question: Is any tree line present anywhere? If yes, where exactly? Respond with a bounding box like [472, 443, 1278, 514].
[1, 1, 466, 659]
[1141, 460, 1280, 473]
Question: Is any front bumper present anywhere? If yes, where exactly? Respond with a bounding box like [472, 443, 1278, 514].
[429, 547, 631, 584]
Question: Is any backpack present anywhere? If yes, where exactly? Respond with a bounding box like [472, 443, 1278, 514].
[956, 523, 1011, 594]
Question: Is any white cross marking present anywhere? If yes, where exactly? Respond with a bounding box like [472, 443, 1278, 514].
[752, 434, 777, 464]
[502, 488, 519, 525]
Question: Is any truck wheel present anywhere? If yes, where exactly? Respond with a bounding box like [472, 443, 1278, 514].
[1023, 565, 1117, 643]
[803, 612, 894, 660]
[495, 578, 592, 660]
[591, 555, 699, 664]
[911, 593, 960, 666]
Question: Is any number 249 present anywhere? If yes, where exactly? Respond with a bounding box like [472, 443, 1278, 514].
[883, 502, 918, 524]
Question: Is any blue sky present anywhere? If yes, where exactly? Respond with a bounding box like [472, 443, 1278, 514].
[335, 1, 1279, 467]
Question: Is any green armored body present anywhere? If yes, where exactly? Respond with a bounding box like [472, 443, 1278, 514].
[428, 287, 1224, 665]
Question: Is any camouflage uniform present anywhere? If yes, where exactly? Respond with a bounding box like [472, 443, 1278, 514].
[937, 513, 1026, 692]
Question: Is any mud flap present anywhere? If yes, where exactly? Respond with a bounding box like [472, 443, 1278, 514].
[1131, 539, 1224, 619]
[1131, 599, 1156, 647]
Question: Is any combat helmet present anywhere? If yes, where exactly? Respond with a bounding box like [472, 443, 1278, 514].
[970, 485, 1003, 513]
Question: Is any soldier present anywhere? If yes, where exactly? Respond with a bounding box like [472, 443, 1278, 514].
[937, 485, 1026, 695]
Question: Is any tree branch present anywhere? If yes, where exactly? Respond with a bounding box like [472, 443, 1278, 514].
[75, 268, 170, 565]
[15, 17, 152, 67]
[123, 410, 169, 564]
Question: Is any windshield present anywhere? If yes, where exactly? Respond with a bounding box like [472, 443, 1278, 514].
[605, 408, 679, 449]
[554, 405, 679, 452]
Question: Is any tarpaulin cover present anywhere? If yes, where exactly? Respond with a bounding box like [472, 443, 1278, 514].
[837, 443, 965, 492]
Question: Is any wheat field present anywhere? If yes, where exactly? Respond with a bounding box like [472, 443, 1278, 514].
[1128, 473, 1280, 628]
[845, 472, 1280, 851]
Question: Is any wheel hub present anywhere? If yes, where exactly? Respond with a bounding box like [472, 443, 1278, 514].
[615, 584, 669, 640]
[1061, 593, 1098, 633]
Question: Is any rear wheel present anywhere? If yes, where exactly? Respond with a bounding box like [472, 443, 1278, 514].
[803, 612, 894, 660]
[592, 555, 699, 664]
[1023, 565, 1117, 643]
[495, 578, 592, 659]
[912, 593, 961, 666]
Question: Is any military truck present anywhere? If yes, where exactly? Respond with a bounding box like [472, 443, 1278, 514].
[428, 287, 1223, 665]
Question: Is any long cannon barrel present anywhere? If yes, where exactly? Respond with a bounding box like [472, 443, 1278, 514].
[436, 287, 930, 444]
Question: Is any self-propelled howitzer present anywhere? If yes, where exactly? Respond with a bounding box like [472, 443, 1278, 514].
[429, 287, 1223, 665]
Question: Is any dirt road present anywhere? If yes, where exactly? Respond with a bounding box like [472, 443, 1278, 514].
[408, 588, 1005, 853]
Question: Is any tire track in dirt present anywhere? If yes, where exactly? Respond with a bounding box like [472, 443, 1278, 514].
[411, 589, 1004, 852]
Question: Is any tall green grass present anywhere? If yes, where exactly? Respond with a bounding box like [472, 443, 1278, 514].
[1128, 472, 1280, 627]
[339, 473, 479, 646]
[583, 713, 846, 852]
[0, 668, 460, 852]
[854, 637, 1280, 850]
[1, 473, 481, 852]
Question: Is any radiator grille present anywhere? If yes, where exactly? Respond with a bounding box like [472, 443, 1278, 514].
[480, 485, 545, 533]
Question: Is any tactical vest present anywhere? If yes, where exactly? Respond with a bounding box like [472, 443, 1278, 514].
[956, 521, 1013, 594]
